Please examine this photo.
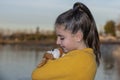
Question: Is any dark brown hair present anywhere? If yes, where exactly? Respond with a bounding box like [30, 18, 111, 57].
[55, 2, 101, 65]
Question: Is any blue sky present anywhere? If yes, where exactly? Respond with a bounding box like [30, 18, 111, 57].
[0, 0, 120, 32]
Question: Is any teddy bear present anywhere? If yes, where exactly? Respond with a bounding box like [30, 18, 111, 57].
[37, 48, 63, 67]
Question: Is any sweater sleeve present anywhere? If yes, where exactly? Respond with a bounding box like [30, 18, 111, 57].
[32, 49, 97, 80]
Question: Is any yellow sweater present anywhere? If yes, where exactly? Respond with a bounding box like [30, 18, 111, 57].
[32, 48, 97, 80]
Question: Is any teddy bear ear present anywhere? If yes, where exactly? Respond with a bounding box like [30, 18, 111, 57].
[58, 48, 63, 55]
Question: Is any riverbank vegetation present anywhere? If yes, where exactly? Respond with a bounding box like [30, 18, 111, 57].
[0, 20, 120, 45]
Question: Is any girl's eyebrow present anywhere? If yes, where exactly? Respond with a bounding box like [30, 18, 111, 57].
[57, 34, 63, 37]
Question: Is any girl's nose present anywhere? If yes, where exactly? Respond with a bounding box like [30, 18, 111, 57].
[56, 38, 61, 45]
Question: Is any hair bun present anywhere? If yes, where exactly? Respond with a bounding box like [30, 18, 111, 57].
[73, 2, 83, 13]
[73, 2, 80, 9]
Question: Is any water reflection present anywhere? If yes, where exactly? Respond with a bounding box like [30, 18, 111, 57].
[95, 44, 120, 80]
[113, 46, 120, 80]
[101, 44, 115, 70]
[0, 45, 45, 80]
[0, 44, 120, 80]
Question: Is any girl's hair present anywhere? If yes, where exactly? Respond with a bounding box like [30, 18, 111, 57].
[55, 2, 101, 65]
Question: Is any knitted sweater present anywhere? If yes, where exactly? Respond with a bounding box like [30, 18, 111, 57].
[32, 48, 97, 80]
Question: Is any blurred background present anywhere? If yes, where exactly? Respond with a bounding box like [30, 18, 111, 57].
[0, 0, 120, 80]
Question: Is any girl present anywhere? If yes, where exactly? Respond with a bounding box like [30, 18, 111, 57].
[32, 2, 101, 80]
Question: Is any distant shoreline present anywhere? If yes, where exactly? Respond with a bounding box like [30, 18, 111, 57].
[100, 41, 120, 44]
[0, 39, 55, 45]
[0, 40, 120, 45]
[0, 40, 120, 51]
[0, 40, 57, 51]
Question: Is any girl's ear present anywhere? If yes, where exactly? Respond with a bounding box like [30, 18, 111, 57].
[74, 31, 83, 42]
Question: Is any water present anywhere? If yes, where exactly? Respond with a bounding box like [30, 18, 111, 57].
[0, 44, 120, 80]
[0, 45, 45, 80]
[95, 43, 120, 80]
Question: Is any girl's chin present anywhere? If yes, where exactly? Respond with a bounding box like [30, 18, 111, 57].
[61, 47, 70, 53]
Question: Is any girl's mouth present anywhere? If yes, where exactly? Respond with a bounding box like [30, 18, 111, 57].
[62, 47, 68, 53]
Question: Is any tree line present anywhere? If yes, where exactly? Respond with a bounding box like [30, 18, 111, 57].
[0, 20, 120, 43]
[103, 20, 120, 36]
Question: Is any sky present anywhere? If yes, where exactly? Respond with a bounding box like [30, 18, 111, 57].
[0, 0, 120, 33]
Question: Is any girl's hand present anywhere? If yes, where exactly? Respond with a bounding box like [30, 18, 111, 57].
[37, 53, 54, 67]
[43, 53, 54, 60]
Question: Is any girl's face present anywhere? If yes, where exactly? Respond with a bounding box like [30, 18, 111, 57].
[55, 25, 80, 53]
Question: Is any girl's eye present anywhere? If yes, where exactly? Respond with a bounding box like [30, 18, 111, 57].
[60, 37, 64, 40]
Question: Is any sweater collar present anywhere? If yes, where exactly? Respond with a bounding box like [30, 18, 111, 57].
[66, 48, 94, 55]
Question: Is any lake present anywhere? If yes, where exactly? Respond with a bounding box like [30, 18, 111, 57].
[0, 43, 120, 80]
